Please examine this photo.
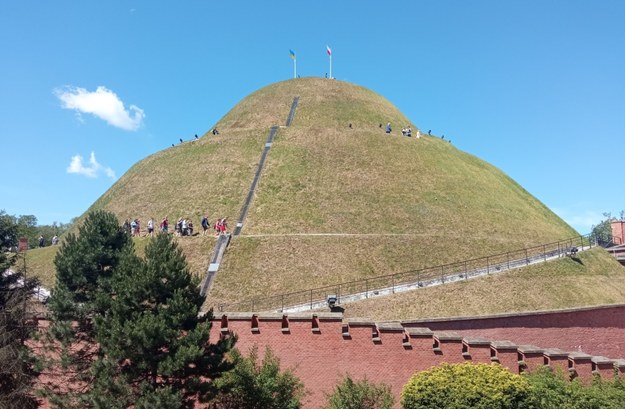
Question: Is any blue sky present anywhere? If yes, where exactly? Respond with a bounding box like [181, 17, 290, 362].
[1, 1, 623, 233]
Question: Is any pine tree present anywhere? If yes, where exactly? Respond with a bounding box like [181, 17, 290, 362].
[90, 233, 235, 408]
[0, 210, 40, 408]
[42, 210, 132, 408]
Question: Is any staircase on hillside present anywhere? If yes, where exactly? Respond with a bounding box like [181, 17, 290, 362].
[200, 96, 300, 296]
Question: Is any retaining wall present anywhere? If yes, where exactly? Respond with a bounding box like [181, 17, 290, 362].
[212, 304, 625, 408]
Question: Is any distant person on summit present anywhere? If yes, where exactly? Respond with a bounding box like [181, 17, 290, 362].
[385, 122, 392, 134]
[212, 128, 219, 135]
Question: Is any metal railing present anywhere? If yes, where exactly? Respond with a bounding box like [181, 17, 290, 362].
[215, 233, 611, 313]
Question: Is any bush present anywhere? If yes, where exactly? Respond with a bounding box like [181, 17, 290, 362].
[325, 375, 394, 409]
[208, 346, 305, 409]
[401, 363, 531, 409]
[524, 366, 625, 409]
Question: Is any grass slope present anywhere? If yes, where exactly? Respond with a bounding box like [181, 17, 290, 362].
[340, 248, 625, 320]
[27, 78, 578, 312]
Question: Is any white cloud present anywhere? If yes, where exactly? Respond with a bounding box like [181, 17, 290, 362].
[67, 152, 116, 179]
[55, 86, 145, 131]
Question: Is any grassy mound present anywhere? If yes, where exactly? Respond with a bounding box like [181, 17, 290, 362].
[28, 78, 578, 310]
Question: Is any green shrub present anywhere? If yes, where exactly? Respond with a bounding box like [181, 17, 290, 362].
[401, 363, 531, 409]
[325, 375, 394, 409]
[208, 346, 305, 409]
[524, 366, 625, 409]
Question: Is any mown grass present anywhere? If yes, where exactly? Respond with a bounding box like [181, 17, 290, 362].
[24, 235, 216, 291]
[340, 248, 625, 320]
[19, 246, 58, 289]
[26, 78, 581, 318]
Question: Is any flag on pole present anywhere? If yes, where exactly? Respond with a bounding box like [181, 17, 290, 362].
[327, 45, 333, 79]
[289, 49, 296, 60]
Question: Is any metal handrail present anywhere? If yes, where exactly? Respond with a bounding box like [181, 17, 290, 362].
[215, 233, 611, 313]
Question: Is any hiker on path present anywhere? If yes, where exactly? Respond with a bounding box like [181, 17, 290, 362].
[160, 217, 169, 234]
[201, 215, 210, 236]
[386, 123, 392, 134]
[147, 218, 155, 237]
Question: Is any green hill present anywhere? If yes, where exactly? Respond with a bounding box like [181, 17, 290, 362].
[31, 78, 583, 308]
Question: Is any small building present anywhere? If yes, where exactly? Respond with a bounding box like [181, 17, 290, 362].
[612, 220, 625, 246]
[609, 221, 625, 265]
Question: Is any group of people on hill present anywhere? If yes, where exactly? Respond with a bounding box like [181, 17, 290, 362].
[37, 234, 59, 247]
[123, 218, 146, 237]
[124, 215, 228, 238]
[174, 217, 194, 237]
[171, 128, 220, 148]
[380, 122, 421, 139]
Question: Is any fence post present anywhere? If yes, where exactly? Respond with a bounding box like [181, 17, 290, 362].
[487, 257, 490, 274]
[543, 245, 547, 262]
[464, 261, 468, 280]
[507, 252, 510, 270]
[525, 249, 528, 265]
[392, 275, 395, 293]
[366, 279, 369, 298]
[417, 270, 421, 286]
[310, 289, 313, 310]
[441, 266, 445, 283]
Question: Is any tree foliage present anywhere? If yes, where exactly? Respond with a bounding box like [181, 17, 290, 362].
[0, 209, 73, 250]
[591, 212, 617, 245]
[524, 367, 625, 409]
[0, 210, 40, 408]
[42, 210, 133, 408]
[324, 375, 394, 409]
[43, 211, 234, 408]
[208, 346, 306, 409]
[401, 363, 531, 409]
[90, 233, 235, 408]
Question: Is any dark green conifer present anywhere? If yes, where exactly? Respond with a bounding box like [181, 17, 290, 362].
[43, 210, 132, 408]
[0, 210, 40, 408]
[91, 233, 234, 408]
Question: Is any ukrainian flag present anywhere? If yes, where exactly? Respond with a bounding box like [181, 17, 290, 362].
[289, 49, 296, 60]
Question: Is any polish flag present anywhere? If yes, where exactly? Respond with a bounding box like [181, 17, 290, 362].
[326, 45, 332, 56]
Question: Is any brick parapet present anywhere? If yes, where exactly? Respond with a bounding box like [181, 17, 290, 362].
[208, 312, 623, 408]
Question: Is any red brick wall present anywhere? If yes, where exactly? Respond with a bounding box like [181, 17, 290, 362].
[402, 304, 625, 358]
[213, 306, 625, 409]
[34, 304, 625, 409]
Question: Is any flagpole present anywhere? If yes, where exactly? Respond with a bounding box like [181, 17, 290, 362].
[329, 54, 332, 79]
[327, 45, 332, 79]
